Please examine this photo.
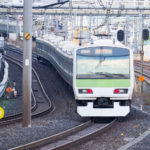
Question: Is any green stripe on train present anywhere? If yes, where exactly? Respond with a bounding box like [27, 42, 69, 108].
[76, 79, 130, 87]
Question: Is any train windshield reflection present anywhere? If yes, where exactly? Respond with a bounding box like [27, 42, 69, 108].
[76, 47, 130, 79]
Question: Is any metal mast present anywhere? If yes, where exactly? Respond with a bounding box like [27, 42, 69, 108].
[22, 0, 32, 127]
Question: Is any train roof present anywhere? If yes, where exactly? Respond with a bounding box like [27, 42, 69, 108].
[77, 39, 132, 51]
[0, 37, 4, 40]
[37, 34, 79, 58]
[37, 35, 132, 58]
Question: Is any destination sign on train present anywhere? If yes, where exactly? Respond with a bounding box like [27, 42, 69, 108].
[78, 47, 129, 56]
[81, 49, 90, 54]
[79, 48, 113, 55]
[95, 49, 112, 54]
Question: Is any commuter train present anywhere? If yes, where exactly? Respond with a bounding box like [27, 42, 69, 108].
[0, 37, 4, 54]
[36, 34, 134, 117]
[0, 21, 23, 37]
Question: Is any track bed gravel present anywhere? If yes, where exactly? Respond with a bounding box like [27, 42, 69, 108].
[132, 78, 150, 114]
[67, 80, 150, 150]
[0, 60, 22, 116]
[68, 108, 150, 150]
[2, 46, 150, 150]
[0, 60, 88, 150]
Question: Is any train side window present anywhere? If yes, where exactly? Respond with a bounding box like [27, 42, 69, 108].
[46, 45, 49, 52]
[36, 42, 40, 49]
[39, 43, 42, 50]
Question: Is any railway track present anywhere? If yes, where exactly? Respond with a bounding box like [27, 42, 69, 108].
[10, 119, 116, 150]
[134, 60, 150, 70]
[133, 60, 150, 116]
[134, 60, 150, 84]
[0, 54, 54, 126]
[4, 44, 150, 150]
[4, 44, 118, 150]
[5, 43, 37, 60]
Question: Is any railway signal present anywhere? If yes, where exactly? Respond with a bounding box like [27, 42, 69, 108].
[140, 28, 149, 93]
[117, 30, 124, 42]
[142, 29, 149, 41]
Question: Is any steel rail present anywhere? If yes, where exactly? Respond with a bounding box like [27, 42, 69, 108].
[134, 61, 150, 69]
[134, 61, 150, 84]
[0, 56, 37, 126]
[5, 54, 55, 115]
[10, 119, 116, 150]
[0, 54, 54, 126]
[5, 43, 37, 60]
[133, 66, 150, 117]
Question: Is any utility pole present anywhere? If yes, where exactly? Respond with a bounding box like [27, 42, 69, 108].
[22, 0, 32, 127]
[7, 14, 8, 39]
[56, 17, 59, 36]
[125, 16, 129, 46]
[139, 13, 144, 93]
[133, 17, 138, 53]
[89, 14, 92, 43]
[64, 16, 68, 40]
[79, 16, 83, 45]
[69, 0, 73, 41]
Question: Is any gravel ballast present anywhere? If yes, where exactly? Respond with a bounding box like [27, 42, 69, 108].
[1, 46, 150, 150]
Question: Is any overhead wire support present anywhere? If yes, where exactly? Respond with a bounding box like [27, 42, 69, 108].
[139, 13, 144, 93]
[0, 0, 69, 9]
[22, 0, 32, 127]
[95, 0, 113, 30]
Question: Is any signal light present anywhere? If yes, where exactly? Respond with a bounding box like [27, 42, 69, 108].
[79, 89, 93, 94]
[117, 30, 124, 41]
[142, 29, 149, 41]
[87, 89, 93, 94]
[114, 89, 119, 94]
[114, 89, 128, 94]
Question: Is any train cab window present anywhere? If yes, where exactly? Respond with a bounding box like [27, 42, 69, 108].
[76, 46, 130, 79]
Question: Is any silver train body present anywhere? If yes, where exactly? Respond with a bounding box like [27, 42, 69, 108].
[36, 38, 74, 86]
[0, 37, 4, 54]
[0, 21, 23, 37]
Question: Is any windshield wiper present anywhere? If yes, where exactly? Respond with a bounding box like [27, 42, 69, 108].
[112, 74, 128, 77]
[94, 72, 129, 78]
[94, 72, 114, 77]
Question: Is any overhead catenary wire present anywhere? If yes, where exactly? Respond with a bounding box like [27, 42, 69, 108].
[94, 0, 113, 30]
[0, 0, 69, 9]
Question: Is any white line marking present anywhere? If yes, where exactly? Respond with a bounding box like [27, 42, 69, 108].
[117, 105, 150, 150]
[118, 131, 150, 150]
[132, 105, 150, 116]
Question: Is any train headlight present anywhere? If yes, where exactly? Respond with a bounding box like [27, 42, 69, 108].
[79, 89, 93, 94]
[114, 89, 128, 94]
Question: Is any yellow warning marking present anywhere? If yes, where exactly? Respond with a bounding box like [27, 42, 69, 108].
[138, 76, 145, 82]
[24, 33, 31, 40]
[0, 107, 4, 119]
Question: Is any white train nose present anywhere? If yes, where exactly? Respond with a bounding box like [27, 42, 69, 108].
[77, 102, 130, 117]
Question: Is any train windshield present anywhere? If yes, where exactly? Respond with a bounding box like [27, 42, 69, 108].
[76, 46, 130, 79]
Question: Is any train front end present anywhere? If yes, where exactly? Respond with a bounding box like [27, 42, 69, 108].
[73, 43, 134, 117]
